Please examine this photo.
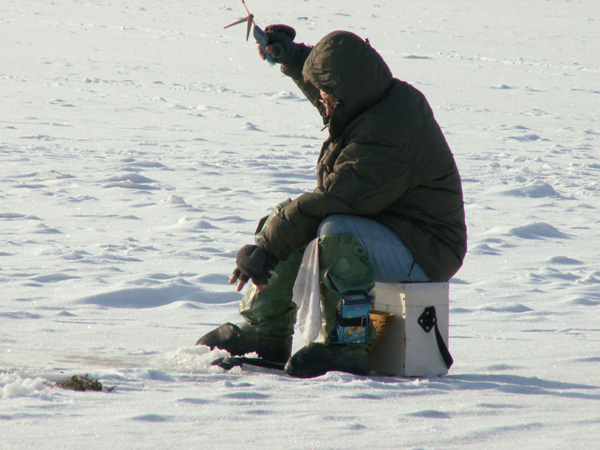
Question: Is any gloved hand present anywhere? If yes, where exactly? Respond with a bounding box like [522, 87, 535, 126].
[259, 24, 304, 67]
[231, 245, 279, 291]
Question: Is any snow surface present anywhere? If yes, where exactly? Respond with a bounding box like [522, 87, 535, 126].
[1, 0, 599, 448]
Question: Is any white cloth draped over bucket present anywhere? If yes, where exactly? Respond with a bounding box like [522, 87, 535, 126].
[292, 238, 322, 344]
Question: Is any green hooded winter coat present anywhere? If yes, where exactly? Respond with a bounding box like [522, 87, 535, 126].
[258, 31, 467, 282]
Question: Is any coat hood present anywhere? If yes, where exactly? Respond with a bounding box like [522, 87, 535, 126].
[302, 31, 393, 136]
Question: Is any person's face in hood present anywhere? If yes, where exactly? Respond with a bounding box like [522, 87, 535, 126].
[319, 90, 339, 117]
[303, 31, 393, 135]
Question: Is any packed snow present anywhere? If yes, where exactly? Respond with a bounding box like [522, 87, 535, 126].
[1, 0, 599, 448]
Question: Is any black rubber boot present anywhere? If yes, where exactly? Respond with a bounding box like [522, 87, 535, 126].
[283, 343, 370, 378]
[196, 322, 292, 364]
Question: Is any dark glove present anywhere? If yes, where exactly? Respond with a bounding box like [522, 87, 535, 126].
[234, 245, 279, 286]
[263, 25, 305, 67]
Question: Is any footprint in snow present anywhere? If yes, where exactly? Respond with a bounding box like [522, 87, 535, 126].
[103, 173, 160, 190]
[545, 256, 583, 265]
[30, 273, 79, 283]
[78, 285, 241, 309]
[222, 392, 270, 400]
[163, 194, 188, 206]
[34, 223, 61, 234]
[0, 213, 27, 219]
[241, 122, 262, 131]
[506, 133, 547, 142]
[124, 160, 167, 170]
[487, 222, 570, 240]
[407, 410, 452, 419]
[500, 181, 562, 198]
[470, 243, 501, 255]
[131, 414, 170, 422]
[104, 173, 157, 184]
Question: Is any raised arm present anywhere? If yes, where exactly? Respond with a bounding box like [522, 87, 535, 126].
[260, 25, 326, 118]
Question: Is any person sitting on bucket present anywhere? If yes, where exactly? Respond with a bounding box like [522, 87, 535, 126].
[197, 25, 467, 378]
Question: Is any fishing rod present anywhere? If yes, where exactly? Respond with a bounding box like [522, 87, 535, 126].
[224, 0, 276, 64]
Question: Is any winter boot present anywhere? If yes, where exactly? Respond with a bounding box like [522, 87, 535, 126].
[284, 343, 370, 378]
[196, 322, 292, 364]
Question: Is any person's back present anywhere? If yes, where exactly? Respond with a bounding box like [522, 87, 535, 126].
[355, 78, 467, 282]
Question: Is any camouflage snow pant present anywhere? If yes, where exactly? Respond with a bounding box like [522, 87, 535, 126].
[238, 201, 429, 346]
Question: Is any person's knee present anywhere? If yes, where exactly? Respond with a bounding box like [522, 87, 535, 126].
[317, 215, 351, 237]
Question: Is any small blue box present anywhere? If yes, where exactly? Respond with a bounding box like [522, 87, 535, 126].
[336, 291, 372, 344]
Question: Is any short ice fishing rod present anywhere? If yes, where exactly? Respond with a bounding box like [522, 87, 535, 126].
[224, 0, 276, 64]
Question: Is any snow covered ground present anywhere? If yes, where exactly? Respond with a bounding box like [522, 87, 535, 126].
[1, 0, 599, 448]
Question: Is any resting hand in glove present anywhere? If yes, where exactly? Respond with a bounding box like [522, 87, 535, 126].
[230, 245, 279, 292]
[258, 24, 307, 68]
